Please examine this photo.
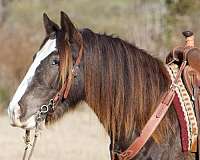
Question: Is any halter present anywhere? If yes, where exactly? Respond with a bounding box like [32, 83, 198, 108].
[22, 34, 84, 160]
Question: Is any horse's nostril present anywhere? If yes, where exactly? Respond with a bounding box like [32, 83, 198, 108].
[9, 104, 23, 127]
[18, 101, 26, 118]
[14, 104, 22, 118]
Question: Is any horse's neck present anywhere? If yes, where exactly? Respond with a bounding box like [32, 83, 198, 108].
[111, 106, 195, 160]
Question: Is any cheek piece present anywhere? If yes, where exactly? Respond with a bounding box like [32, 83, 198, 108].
[22, 36, 83, 160]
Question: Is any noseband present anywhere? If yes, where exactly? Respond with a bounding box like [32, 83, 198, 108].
[22, 34, 84, 160]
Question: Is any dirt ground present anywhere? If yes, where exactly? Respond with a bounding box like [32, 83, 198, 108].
[0, 102, 111, 160]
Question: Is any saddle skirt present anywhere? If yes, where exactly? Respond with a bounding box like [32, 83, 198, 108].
[166, 63, 199, 152]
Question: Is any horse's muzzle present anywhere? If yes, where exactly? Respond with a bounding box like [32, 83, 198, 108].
[8, 104, 36, 129]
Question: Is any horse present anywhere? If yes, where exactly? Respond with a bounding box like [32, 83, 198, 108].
[8, 11, 199, 160]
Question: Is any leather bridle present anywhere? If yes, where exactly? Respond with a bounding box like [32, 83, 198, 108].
[22, 34, 84, 160]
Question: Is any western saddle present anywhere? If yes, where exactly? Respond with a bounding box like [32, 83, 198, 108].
[166, 31, 200, 110]
[166, 31, 200, 154]
[166, 31, 200, 97]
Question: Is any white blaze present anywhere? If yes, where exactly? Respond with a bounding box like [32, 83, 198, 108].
[8, 39, 56, 122]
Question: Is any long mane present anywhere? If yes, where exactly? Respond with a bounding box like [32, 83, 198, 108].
[82, 29, 176, 145]
[59, 28, 176, 147]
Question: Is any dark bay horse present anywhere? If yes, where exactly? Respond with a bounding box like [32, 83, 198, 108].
[8, 12, 197, 159]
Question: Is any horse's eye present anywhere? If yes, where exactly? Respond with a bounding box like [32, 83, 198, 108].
[52, 59, 60, 65]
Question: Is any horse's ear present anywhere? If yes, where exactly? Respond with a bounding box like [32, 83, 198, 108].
[43, 13, 59, 35]
[60, 11, 80, 43]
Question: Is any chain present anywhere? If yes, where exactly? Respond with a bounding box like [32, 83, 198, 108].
[22, 99, 55, 160]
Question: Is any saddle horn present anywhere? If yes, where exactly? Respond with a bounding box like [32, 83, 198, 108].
[182, 31, 194, 47]
[166, 30, 196, 64]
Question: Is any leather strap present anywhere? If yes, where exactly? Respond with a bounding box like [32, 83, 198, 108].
[118, 90, 175, 160]
[183, 66, 194, 97]
[52, 34, 83, 106]
[117, 61, 187, 160]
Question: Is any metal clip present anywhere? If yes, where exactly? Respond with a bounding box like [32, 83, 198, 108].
[40, 105, 49, 114]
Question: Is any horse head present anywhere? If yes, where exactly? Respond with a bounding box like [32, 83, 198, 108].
[8, 12, 84, 129]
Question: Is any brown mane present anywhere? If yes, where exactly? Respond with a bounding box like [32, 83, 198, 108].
[59, 28, 176, 147]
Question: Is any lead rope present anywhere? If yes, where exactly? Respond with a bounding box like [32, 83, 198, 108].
[22, 130, 31, 160]
[22, 99, 53, 160]
[22, 122, 41, 160]
[23, 126, 40, 160]
[22, 129, 39, 160]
